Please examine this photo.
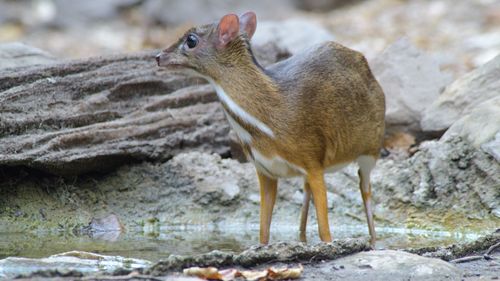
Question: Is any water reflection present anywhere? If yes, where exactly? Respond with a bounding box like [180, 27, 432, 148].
[0, 224, 488, 262]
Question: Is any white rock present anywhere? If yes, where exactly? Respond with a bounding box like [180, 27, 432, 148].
[330, 250, 462, 281]
[482, 132, 500, 163]
[0, 42, 57, 69]
[442, 96, 500, 148]
[0, 251, 151, 279]
[421, 53, 500, 132]
[253, 19, 335, 54]
[370, 38, 453, 131]
[292, 190, 304, 205]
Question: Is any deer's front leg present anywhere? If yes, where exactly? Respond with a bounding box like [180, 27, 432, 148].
[257, 170, 278, 244]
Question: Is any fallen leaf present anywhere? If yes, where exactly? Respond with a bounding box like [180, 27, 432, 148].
[236, 269, 268, 281]
[183, 266, 222, 280]
[268, 264, 303, 280]
[182, 264, 303, 281]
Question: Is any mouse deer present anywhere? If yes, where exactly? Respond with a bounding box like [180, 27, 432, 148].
[156, 12, 385, 246]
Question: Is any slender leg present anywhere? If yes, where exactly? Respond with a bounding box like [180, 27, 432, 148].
[306, 170, 332, 242]
[357, 156, 377, 247]
[299, 180, 311, 242]
[257, 170, 278, 244]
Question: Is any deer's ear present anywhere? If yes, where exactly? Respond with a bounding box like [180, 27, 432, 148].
[239, 11, 257, 39]
[217, 14, 240, 49]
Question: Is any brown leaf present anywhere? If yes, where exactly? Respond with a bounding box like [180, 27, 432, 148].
[236, 269, 268, 281]
[182, 264, 303, 281]
[183, 266, 223, 280]
[268, 264, 304, 280]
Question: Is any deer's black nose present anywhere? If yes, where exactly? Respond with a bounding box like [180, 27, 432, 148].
[155, 54, 161, 66]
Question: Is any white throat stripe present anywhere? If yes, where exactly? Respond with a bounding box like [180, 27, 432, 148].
[204, 77, 275, 138]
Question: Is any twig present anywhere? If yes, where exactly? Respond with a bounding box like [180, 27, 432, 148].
[450, 255, 484, 263]
[485, 242, 500, 256]
[81, 272, 163, 281]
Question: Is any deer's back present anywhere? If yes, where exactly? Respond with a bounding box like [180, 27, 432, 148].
[266, 42, 385, 164]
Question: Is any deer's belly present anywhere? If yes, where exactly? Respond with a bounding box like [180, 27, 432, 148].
[251, 148, 305, 178]
[250, 148, 353, 178]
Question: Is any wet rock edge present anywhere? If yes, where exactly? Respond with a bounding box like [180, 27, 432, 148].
[16, 230, 499, 279]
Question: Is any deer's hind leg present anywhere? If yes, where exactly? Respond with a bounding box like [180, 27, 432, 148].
[357, 155, 377, 246]
[299, 179, 311, 242]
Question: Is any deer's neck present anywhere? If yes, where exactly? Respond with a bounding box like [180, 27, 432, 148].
[205, 65, 282, 140]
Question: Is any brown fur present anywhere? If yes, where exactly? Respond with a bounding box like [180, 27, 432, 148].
[157, 13, 385, 245]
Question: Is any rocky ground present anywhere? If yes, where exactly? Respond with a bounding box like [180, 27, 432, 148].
[1, 0, 499, 280]
[1, 232, 499, 280]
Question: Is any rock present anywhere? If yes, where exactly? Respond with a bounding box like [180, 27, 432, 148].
[407, 230, 500, 261]
[370, 38, 453, 132]
[85, 213, 124, 241]
[421, 54, 500, 132]
[0, 251, 151, 280]
[0, 52, 227, 176]
[482, 132, 500, 163]
[327, 250, 461, 281]
[373, 136, 500, 219]
[143, 0, 296, 26]
[88, 213, 124, 232]
[0, 45, 285, 176]
[292, 190, 303, 205]
[50, 0, 140, 27]
[293, 0, 365, 11]
[0, 42, 57, 69]
[253, 19, 335, 54]
[168, 152, 246, 206]
[147, 238, 370, 275]
[442, 96, 500, 148]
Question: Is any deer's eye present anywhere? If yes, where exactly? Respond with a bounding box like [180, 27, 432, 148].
[186, 34, 198, 49]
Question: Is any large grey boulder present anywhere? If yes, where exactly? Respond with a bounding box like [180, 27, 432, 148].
[326, 250, 462, 281]
[373, 136, 500, 218]
[143, 0, 296, 26]
[0, 42, 57, 69]
[0, 53, 229, 176]
[253, 19, 335, 54]
[421, 53, 500, 132]
[0, 44, 285, 176]
[370, 38, 453, 132]
[482, 132, 500, 163]
[442, 95, 500, 148]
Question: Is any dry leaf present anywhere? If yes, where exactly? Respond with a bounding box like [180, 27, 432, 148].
[219, 269, 238, 280]
[183, 266, 222, 280]
[268, 264, 304, 280]
[236, 269, 268, 281]
[182, 264, 303, 281]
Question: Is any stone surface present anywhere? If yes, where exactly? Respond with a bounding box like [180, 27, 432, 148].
[482, 132, 500, 163]
[2, 231, 498, 280]
[0, 42, 58, 69]
[0, 44, 285, 176]
[442, 95, 500, 148]
[324, 250, 461, 281]
[143, 0, 296, 26]
[0, 54, 228, 176]
[147, 238, 370, 275]
[253, 19, 335, 54]
[0, 251, 151, 280]
[421, 54, 500, 132]
[373, 137, 500, 220]
[370, 38, 453, 132]
[408, 230, 500, 261]
[294, 0, 365, 11]
[168, 153, 245, 206]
